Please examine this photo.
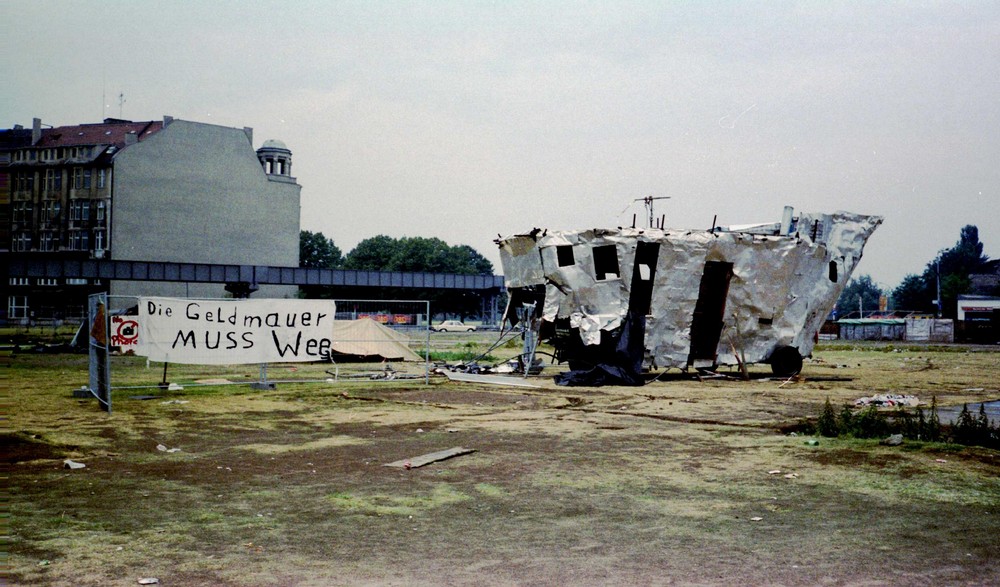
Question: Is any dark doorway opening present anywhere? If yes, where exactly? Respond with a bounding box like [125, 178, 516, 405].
[688, 261, 734, 366]
[629, 241, 659, 316]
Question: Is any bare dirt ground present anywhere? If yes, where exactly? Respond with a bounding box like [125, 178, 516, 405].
[5, 344, 1000, 586]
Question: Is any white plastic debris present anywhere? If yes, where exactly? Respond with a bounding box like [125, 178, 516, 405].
[854, 394, 919, 407]
[63, 459, 86, 469]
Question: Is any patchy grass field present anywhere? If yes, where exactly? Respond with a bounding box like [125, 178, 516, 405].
[5, 343, 1000, 586]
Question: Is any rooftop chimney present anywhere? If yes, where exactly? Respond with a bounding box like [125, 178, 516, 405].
[32, 118, 42, 145]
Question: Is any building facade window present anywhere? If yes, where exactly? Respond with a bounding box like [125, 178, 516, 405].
[14, 171, 34, 193]
[96, 200, 106, 223]
[8, 296, 29, 320]
[39, 231, 58, 251]
[94, 230, 106, 251]
[70, 200, 90, 222]
[12, 201, 32, 224]
[12, 232, 31, 252]
[41, 201, 62, 224]
[66, 278, 89, 285]
[72, 167, 92, 190]
[97, 168, 107, 189]
[38, 278, 59, 286]
[9, 278, 30, 286]
[69, 230, 90, 251]
[44, 169, 63, 192]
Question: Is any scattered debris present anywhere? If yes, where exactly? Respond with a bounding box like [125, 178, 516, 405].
[63, 459, 86, 469]
[156, 444, 182, 453]
[161, 399, 189, 405]
[384, 447, 476, 469]
[443, 371, 541, 388]
[137, 578, 159, 585]
[783, 473, 799, 479]
[854, 394, 919, 408]
[768, 470, 782, 475]
[750, 516, 764, 522]
[804, 439, 819, 446]
[935, 459, 948, 464]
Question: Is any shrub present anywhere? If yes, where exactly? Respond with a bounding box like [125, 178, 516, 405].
[817, 397, 838, 437]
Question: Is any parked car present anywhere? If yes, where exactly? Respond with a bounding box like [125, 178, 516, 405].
[431, 320, 476, 332]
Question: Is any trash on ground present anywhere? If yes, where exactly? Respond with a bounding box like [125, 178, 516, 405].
[384, 447, 476, 469]
[156, 444, 182, 453]
[767, 470, 782, 475]
[138, 579, 159, 585]
[854, 394, 919, 407]
[63, 459, 86, 469]
[750, 516, 764, 521]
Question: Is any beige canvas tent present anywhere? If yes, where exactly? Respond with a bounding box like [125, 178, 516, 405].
[329, 318, 422, 362]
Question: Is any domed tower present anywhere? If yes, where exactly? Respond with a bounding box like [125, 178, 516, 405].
[256, 139, 295, 182]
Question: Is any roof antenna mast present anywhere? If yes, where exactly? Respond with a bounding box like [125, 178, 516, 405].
[118, 92, 126, 119]
[633, 196, 671, 228]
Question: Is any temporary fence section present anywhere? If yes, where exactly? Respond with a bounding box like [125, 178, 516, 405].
[836, 318, 906, 341]
[87, 294, 431, 411]
[904, 317, 955, 343]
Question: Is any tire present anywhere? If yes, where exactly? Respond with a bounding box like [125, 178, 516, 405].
[770, 346, 803, 377]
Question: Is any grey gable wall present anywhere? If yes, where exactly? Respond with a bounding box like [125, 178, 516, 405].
[110, 119, 300, 299]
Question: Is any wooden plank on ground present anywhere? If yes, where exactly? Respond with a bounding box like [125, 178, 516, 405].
[443, 371, 541, 388]
[384, 447, 476, 469]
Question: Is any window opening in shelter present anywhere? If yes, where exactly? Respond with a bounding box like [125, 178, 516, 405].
[556, 245, 575, 267]
[592, 245, 620, 280]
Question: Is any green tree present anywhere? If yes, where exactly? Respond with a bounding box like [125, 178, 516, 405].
[892, 274, 934, 314]
[343, 236, 494, 275]
[891, 225, 990, 317]
[299, 230, 343, 269]
[342, 235, 400, 271]
[836, 274, 884, 318]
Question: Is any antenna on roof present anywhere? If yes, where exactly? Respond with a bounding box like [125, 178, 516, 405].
[118, 92, 126, 118]
[633, 196, 670, 228]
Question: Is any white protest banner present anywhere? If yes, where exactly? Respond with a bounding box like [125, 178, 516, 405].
[137, 297, 337, 364]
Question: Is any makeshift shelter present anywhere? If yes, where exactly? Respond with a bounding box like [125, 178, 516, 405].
[498, 207, 882, 383]
[838, 318, 906, 341]
[329, 318, 422, 362]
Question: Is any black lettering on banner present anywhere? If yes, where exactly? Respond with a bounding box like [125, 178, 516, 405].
[244, 315, 262, 328]
[172, 330, 196, 349]
[272, 330, 301, 358]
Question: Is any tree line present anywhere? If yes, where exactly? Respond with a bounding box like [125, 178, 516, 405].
[836, 225, 996, 319]
[300, 231, 494, 276]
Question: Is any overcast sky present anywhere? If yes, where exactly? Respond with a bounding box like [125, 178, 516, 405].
[4, 1, 998, 288]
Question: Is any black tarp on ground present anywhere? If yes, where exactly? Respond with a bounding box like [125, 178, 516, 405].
[554, 311, 646, 386]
